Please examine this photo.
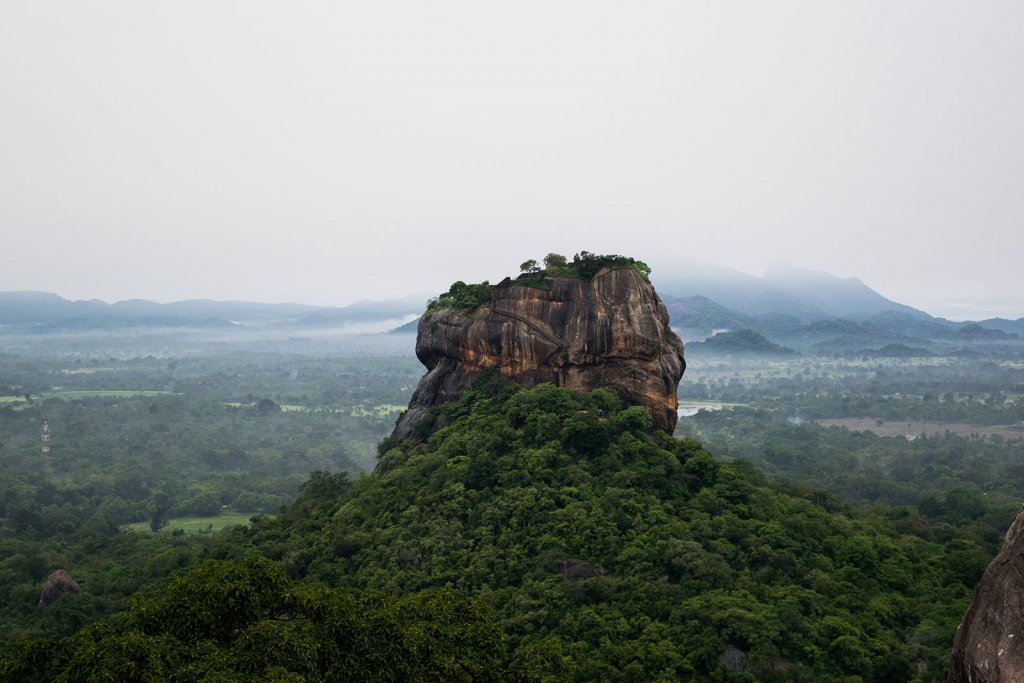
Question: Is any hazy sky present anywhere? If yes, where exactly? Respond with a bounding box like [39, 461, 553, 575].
[2, 1, 1022, 319]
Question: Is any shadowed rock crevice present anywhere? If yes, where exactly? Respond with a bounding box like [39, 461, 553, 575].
[393, 266, 685, 440]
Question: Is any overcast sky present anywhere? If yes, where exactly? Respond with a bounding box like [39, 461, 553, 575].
[2, 1, 1022, 319]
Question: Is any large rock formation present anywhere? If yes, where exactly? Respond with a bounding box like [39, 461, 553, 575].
[949, 506, 1024, 681]
[392, 267, 685, 440]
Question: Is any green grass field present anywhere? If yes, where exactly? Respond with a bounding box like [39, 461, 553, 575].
[123, 511, 260, 535]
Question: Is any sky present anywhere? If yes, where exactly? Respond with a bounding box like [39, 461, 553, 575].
[2, 1, 1022, 320]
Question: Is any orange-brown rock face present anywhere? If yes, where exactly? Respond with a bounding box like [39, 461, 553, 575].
[949, 506, 1024, 681]
[392, 267, 685, 440]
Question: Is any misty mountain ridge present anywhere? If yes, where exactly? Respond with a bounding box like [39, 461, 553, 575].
[2, 260, 1021, 357]
[652, 259, 932, 322]
[686, 328, 797, 356]
[762, 262, 932, 320]
[0, 291, 427, 331]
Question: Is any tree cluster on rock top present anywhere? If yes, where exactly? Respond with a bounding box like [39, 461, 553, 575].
[425, 252, 652, 315]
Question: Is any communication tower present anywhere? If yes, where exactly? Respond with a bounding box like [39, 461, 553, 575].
[42, 419, 50, 456]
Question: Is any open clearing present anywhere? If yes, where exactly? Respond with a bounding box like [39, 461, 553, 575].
[123, 511, 259, 535]
[817, 418, 1024, 441]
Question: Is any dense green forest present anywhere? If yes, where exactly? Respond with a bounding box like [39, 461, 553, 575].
[681, 408, 1023, 520]
[2, 340, 1023, 680]
[0, 351, 421, 644]
[680, 356, 1024, 426]
[205, 379, 984, 680]
[1, 555, 570, 682]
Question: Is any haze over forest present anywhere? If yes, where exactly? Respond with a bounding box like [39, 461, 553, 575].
[3, 1, 1023, 319]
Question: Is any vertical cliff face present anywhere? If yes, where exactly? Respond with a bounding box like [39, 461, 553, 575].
[949, 506, 1024, 681]
[392, 267, 685, 440]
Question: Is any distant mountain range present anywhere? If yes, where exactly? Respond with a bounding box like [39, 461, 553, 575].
[0, 291, 428, 332]
[650, 261, 1022, 356]
[2, 261, 1021, 358]
[652, 260, 930, 322]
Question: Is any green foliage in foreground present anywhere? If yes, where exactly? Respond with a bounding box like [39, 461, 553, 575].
[220, 379, 975, 681]
[0, 556, 571, 683]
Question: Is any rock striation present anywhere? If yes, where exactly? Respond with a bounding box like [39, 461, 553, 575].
[392, 266, 685, 440]
[949, 506, 1024, 681]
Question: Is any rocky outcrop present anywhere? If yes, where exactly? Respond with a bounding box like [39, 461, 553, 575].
[392, 267, 685, 439]
[949, 506, 1024, 681]
[39, 569, 80, 608]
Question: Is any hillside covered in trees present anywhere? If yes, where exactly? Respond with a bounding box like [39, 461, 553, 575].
[187, 377, 979, 681]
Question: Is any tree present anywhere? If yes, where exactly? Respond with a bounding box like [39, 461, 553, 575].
[519, 259, 540, 273]
[543, 253, 567, 269]
[257, 398, 280, 414]
[149, 489, 173, 532]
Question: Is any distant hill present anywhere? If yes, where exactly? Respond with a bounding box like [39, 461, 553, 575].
[652, 260, 828, 321]
[652, 259, 933, 323]
[687, 328, 797, 356]
[290, 294, 427, 327]
[953, 324, 1017, 340]
[661, 295, 752, 341]
[762, 263, 932, 320]
[975, 318, 1024, 336]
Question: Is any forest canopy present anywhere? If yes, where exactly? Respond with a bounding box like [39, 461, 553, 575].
[0, 556, 570, 682]
[203, 377, 980, 680]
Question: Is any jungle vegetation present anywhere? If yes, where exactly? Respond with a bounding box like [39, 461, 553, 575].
[1, 339, 1022, 680]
